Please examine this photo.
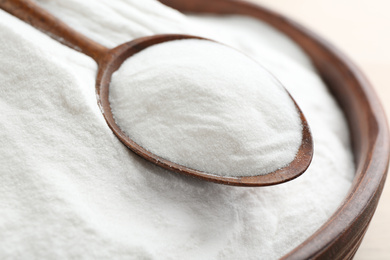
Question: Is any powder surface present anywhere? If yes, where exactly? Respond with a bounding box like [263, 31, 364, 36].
[110, 39, 302, 176]
[0, 0, 355, 259]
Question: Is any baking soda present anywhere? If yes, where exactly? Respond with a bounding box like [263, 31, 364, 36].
[110, 39, 302, 176]
[0, 0, 355, 259]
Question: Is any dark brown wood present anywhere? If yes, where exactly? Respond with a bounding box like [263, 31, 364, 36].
[0, 0, 314, 187]
[156, 0, 390, 259]
[0, 0, 108, 63]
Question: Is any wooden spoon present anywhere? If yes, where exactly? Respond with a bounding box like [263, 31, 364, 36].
[0, 0, 313, 186]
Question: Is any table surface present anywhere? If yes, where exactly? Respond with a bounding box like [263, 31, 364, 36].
[250, 0, 390, 259]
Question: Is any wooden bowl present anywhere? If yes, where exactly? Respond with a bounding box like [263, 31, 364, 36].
[159, 0, 390, 259]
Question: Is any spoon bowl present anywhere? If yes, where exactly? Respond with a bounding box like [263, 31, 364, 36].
[98, 35, 313, 186]
[0, 0, 313, 186]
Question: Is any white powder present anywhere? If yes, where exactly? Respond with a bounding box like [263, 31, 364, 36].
[110, 39, 302, 177]
[0, 0, 355, 259]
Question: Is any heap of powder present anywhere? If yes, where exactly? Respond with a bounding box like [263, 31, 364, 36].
[0, 0, 355, 259]
[109, 39, 302, 177]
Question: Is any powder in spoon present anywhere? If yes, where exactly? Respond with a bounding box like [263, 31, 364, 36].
[109, 39, 302, 177]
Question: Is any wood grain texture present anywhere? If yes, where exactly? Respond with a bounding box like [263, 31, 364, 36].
[157, 0, 390, 259]
[0, 0, 314, 187]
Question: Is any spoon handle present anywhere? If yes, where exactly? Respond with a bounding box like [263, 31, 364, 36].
[0, 0, 108, 63]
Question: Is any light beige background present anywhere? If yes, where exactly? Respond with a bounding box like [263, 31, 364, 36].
[249, 0, 390, 259]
